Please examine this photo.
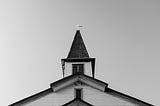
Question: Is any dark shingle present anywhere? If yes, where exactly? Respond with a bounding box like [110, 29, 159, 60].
[67, 30, 89, 58]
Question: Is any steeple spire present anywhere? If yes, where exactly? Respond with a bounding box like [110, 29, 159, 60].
[67, 30, 89, 58]
[62, 29, 95, 78]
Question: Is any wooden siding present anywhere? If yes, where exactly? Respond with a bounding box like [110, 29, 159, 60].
[23, 84, 143, 106]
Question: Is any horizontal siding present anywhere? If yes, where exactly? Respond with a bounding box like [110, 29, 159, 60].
[83, 85, 139, 106]
[23, 85, 75, 106]
[23, 84, 142, 106]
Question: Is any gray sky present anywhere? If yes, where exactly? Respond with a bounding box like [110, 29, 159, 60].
[0, 0, 159, 106]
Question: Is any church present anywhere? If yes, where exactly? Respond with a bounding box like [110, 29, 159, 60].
[9, 30, 153, 106]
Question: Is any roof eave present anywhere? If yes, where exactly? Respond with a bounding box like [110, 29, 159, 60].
[105, 88, 154, 106]
[50, 74, 108, 92]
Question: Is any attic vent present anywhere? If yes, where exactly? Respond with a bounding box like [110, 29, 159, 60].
[75, 88, 83, 99]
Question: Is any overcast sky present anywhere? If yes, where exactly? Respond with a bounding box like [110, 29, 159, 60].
[0, 0, 160, 106]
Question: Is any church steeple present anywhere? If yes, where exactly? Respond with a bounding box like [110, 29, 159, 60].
[67, 30, 89, 58]
[61, 30, 95, 78]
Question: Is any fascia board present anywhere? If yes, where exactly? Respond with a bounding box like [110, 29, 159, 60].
[79, 76, 107, 91]
[51, 74, 107, 92]
[52, 77, 78, 92]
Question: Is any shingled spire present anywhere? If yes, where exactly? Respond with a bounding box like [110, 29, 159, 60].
[67, 30, 89, 58]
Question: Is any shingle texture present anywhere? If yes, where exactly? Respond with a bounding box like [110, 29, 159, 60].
[67, 30, 89, 58]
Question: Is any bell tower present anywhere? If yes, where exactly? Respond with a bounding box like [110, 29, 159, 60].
[61, 30, 95, 78]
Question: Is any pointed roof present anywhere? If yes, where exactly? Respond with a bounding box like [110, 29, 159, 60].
[9, 74, 153, 106]
[50, 74, 108, 92]
[67, 30, 89, 58]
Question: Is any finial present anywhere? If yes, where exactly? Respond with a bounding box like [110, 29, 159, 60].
[76, 24, 83, 30]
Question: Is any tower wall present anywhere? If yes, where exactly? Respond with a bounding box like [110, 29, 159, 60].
[64, 62, 92, 77]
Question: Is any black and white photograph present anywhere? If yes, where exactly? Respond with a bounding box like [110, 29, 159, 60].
[0, 0, 159, 106]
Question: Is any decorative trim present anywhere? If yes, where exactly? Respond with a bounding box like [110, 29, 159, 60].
[61, 58, 95, 62]
[50, 74, 108, 92]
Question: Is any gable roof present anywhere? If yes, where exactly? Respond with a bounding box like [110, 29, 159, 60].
[62, 98, 93, 106]
[67, 30, 89, 58]
[9, 74, 154, 106]
[9, 88, 53, 106]
[106, 88, 154, 106]
[50, 74, 108, 92]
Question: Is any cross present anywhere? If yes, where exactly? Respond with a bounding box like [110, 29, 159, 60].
[76, 24, 83, 30]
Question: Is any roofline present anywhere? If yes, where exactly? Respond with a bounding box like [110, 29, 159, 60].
[106, 88, 154, 106]
[9, 75, 154, 106]
[50, 74, 76, 87]
[82, 74, 108, 87]
[50, 74, 108, 89]
[62, 98, 93, 106]
[9, 88, 53, 106]
[61, 58, 95, 62]
[50, 74, 108, 92]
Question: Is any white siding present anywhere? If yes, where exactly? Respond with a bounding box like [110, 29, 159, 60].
[64, 62, 92, 77]
[23, 85, 74, 106]
[83, 85, 139, 106]
[23, 84, 141, 106]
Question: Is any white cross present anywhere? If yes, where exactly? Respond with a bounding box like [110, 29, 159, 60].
[77, 24, 83, 30]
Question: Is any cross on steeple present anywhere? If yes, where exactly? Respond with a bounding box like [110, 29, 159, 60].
[76, 24, 83, 30]
[61, 29, 95, 78]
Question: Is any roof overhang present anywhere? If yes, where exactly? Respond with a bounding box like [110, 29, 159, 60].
[61, 58, 95, 62]
[105, 88, 154, 106]
[50, 74, 108, 92]
[9, 75, 153, 106]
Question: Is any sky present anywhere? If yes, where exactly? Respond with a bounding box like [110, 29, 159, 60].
[0, 0, 159, 106]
